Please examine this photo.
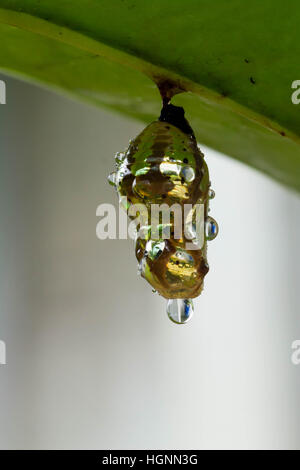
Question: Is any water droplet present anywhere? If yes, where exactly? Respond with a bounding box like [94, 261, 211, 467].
[145, 240, 165, 260]
[181, 166, 195, 183]
[174, 250, 193, 264]
[166, 299, 194, 324]
[115, 151, 125, 164]
[107, 172, 116, 186]
[137, 257, 146, 277]
[205, 216, 219, 240]
[159, 162, 181, 176]
[208, 188, 215, 199]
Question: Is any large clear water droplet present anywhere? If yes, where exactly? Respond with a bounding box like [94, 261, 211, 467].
[205, 216, 219, 241]
[166, 299, 194, 324]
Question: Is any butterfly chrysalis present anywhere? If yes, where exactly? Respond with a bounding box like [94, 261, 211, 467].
[108, 103, 218, 323]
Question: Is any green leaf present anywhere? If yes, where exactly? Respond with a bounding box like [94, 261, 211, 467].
[0, 1, 299, 190]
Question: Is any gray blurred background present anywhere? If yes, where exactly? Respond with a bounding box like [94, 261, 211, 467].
[0, 74, 299, 450]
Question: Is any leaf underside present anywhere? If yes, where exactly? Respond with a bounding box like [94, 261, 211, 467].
[0, 1, 299, 191]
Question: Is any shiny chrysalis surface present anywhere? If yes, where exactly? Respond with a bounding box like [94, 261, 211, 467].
[108, 104, 218, 323]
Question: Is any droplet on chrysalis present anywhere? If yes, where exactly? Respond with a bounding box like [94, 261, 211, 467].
[205, 216, 219, 241]
[145, 240, 165, 260]
[208, 188, 215, 199]
[137, 257, 146, 277]
[166, 298, 194, 324]
[107, 172, 116, 186]
[115, 151, 125, 164]
[180, 165, 195, 183]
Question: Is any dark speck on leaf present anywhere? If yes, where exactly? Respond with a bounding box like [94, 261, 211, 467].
[250, 77, 256, 84]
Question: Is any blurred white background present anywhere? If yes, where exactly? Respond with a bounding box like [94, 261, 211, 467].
[0, 75, 299, 450]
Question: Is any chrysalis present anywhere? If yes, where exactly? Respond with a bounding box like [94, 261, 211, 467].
[108, 103, 218, 324]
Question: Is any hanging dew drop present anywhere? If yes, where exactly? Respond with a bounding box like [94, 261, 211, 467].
[205, 216, 219, 241]
[166, 299, 194, 324]
[208, 188, 215, 199]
